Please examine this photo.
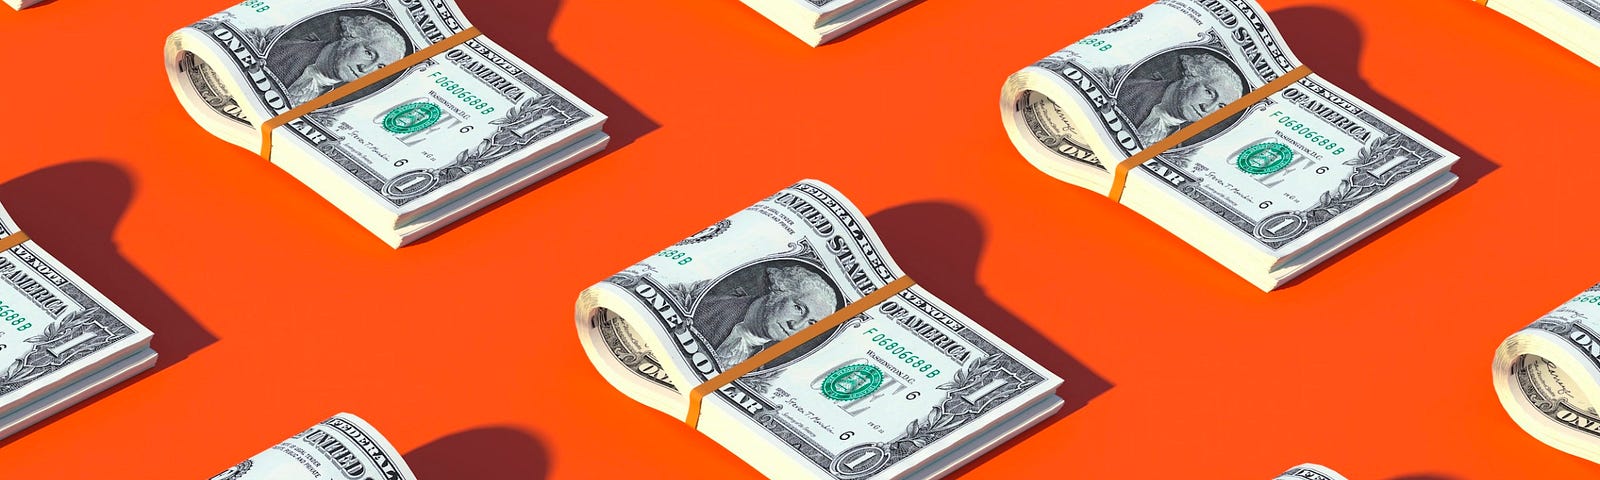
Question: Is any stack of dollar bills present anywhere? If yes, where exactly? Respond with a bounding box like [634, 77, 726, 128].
[1000, 0, 1458, 291]
[163, 0, 609, 248]
[576, 179, 1063, 479]
[741, 0, 913, 46]
[0, 202, 156, 441]
[1480, 0, 1600, 66]
[1276, 463, 1348, 480]
[3, 0, 41, 11]
[1494, 282, 1600, 462]
[209, 413, 416, 480]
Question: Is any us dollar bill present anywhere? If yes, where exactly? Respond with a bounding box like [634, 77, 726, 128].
[1275, 463, 1348, 480]
[1000, 0, 1458, 291]
[2, 0, 41, 10]
[0, 202, 156, 441]
[577, 180, 1062, 479]
[592, 307, 676, 391]
[210, 413, 416, 480]
[1503, 0, 1600, 24]
[1562, 0, 1600, 18]
[165, 0, 607, 246]
[739, 0, 915, 46]
[1480, 0, 1600, 67]
[1494, 283, 1600, 462]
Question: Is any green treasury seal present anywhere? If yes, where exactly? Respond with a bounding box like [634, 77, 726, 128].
[821, 364, 884, 401]
[1237, 142, 1293, 175]
[383, 102, 443, 134]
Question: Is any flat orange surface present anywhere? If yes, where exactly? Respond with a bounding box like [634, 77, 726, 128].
[0, 0, 1593, 478]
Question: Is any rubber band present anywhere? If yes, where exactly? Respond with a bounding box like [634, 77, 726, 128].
[684, 275, 918, 429]
[258, 26, 483, 159]
[0, 231, 29, 251]
[1106, 65, 1313, 202]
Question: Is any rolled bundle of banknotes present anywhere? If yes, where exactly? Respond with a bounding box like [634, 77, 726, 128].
[1000, 0, 1458, 291]
[1275, 463, 1348, 480]
[576, 179, 1063, 479]
[1477, 0, 1600, 66]
[163, 0, 608, 248]
[209, 413, 416, 480]
[3, 0, 40, 11]
[741, 0, 912, 46]
[0, 201, 156, 441]
[1493, 282, 1600, 462]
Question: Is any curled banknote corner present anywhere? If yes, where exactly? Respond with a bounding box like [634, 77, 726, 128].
[1477, 0, 1600, 66]
[1494, 282, 1600, 462]
[163, 0, 609, 248]
[208, 413, 416, 480]
[0, 201, 156, 441]
[740, 0, 914, 46]
[576, 179, 1064, 479]
[999, 0, 1458, 291]
[1275, 463, 1349, 480]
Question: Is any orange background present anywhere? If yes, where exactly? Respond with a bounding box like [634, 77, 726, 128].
[0, 0, 1593, 478]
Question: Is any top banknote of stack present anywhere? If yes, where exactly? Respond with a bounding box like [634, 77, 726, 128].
[742, 0, 913, 46]
[577, 179, 1062, 479]
[1000, 0, 1458, 291]
[164, 0, 608, 247]
[1479, 0, 1600, 66]
[0, 202, 156, 441]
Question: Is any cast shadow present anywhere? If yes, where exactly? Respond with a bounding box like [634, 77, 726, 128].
[406, 426, 548, 480]
[1390, 476, 1459, 480]
[825, 0, 932, 46]
[867, 202, 1112, 476]
[1270, 6, 1497, 290]
[408, 0, 659, 246]
[0, 160, 216, 445]
[461, 0, 656, 149]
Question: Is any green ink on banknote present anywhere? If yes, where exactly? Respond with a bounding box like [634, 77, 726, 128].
[239, 0, 270, 13]
[0, 298, 29, 332]
[1237, 142, 1293, 175]
[821, 364, 884, 401]
[383, 102, 443, 135]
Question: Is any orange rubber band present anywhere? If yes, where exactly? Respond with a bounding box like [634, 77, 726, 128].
[258, 26, 482, 159]
[684, 275, 917, 429]
[1106, 65, 1313, 202]
[0, 231, 27, 251]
